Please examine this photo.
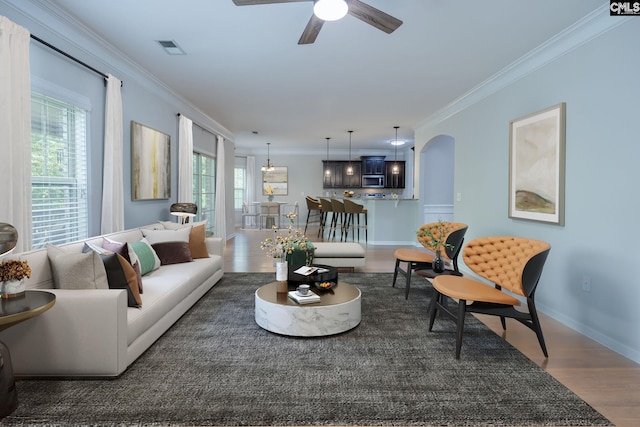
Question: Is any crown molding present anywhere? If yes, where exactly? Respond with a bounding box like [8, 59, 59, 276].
[4, 0, 234, 141]
[417, 4, 631, 129]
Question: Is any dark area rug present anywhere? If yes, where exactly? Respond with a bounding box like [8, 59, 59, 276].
[4, 273, 612, 426]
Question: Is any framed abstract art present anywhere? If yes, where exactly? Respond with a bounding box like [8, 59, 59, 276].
[509, 103, 566, 225]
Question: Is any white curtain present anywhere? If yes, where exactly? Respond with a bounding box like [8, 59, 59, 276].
[214, 135, 226, 240]
[246, 156, 255, 203]
[178, 115, 194, 203]
[101, 73, 124, 234]
[0, 17, 32, 252]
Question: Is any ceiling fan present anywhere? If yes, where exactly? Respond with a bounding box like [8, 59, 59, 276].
[231, 0, 403, 45]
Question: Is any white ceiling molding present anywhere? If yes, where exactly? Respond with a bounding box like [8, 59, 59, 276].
[417, 4, 630, 129]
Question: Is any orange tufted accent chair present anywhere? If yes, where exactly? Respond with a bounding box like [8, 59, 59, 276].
[428, 236, 551, 359]
[392, 222, 468, 299]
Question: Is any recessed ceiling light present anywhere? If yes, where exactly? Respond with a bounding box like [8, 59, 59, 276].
[391, 140, 405, 146]
[156, 40, 186, 55]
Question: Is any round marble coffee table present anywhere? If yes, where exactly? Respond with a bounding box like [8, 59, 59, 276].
[254, 281, 361, 337]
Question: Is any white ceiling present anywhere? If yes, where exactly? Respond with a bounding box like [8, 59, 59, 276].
[47, 0, 604, 153]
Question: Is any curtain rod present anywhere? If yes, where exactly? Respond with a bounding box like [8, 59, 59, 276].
[30, 34, 123, 87]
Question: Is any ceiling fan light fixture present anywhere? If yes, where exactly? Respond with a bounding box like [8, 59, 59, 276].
[313, 0, 348, 21]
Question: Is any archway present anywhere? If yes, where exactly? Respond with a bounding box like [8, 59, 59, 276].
[419, 135, 455, 223]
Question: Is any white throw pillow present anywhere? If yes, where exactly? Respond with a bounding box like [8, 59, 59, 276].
[141, 227, 191, 245]
[159, 219, 207, 231]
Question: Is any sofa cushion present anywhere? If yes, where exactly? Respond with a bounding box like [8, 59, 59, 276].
[126, 256, 223, 346]
[46, 244, 108, 290]
[101, 239, 144, 293]
[82, 244, 142, 308]
[141, 227, 191, 245]
[101, 253, 143, 308]
[151, 241, 193, 265]
[187, 224, 209, 259]
[130, 240, 161, 275]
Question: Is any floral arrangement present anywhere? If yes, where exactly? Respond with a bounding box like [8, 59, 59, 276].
[417, 219, 453, 253]
[260, 212, 312, 259]
[0, 259, 32, 282]
[264, 185, 275, 196]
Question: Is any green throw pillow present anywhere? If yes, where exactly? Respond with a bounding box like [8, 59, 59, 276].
[130, 241, 160, 275]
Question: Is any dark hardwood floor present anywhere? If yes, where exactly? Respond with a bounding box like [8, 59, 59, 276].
[224, 226, 640, 427]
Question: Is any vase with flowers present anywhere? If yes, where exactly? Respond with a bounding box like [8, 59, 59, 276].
[0, 259, 31, 298]
[265, 184, 275, 202]
[417, 219, 453, 273]
[261, 212, 314, 267]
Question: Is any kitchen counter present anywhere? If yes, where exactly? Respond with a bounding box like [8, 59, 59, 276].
[341, 198, 421, 245]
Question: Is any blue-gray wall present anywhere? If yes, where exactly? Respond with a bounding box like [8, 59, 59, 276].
[416, 16, 640, 362]
[1, 0, 236, 238]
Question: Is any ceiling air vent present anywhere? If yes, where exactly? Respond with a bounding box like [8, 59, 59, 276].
[156, 40, 186, 55]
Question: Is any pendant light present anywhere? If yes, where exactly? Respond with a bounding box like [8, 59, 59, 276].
[261, 142, 275, 172]
[392, 126, 400, 175]
[313, 0, 348, 21]
[324, 137, 331, 176]
[346, 130, 354, 176]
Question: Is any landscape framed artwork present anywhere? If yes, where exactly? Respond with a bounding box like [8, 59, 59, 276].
[509, 103, 566, 225]
[262, 166, 288, 195]
[131, 121, 171, 200]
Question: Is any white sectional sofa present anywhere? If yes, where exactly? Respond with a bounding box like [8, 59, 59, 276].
[0, 224, 224, 377]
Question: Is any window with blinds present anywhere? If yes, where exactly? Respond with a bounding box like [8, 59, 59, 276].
[31, 92, 89, 248]
[193, 152, 215, 235]
[234, 166, 246, 210]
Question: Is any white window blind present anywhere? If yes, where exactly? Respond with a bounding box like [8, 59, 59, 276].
[193, 152, 215, 235]
[234, 166, 246, 210]
[31, 92, 89, 248]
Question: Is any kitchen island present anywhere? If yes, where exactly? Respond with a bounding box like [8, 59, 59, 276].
[344, 198, 421, 246]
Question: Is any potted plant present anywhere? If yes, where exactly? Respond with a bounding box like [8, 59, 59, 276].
[265, 185, 275, 201]
[260, 212, 314, 267]
[0, 258, 31, 298]
[417, 220, 453, 273]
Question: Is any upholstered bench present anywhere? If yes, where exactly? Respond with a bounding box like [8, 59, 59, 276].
[312, 242, 366, 271]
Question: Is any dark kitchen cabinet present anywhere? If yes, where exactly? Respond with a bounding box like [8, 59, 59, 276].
[322, 161, 361, 189]
[385, 161, 406, 189]
[361, 156, 386, 175]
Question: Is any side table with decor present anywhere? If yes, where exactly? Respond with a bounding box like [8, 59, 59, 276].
[0, 290, 56, 418]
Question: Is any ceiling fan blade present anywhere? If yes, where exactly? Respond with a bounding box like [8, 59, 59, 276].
[232, 0, 309, 5]
[346, 0, 403, 34]
[298, 14, 324, 45]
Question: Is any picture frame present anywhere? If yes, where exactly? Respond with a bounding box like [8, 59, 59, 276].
[509, 103, 566, 225]
[262, 166, 288, 196]
[131, 121, 171, 200]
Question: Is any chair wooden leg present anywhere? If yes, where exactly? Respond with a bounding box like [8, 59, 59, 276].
[392, 259, 401, 288]
[427, 291, 440, 331]
[455, 299, 467, 359]
[527, 298, 549, 357]
[404, 264, 412, 300]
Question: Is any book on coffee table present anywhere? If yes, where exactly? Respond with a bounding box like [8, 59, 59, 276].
[287, 290, 321, 305]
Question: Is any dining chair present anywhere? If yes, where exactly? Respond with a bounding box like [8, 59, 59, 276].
[259, 202, 281, 229]
[241, 202, 259, 229]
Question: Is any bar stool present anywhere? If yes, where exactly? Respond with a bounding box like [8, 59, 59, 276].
[343, 198, 367, 243]
[304, 196, 323, 236]
[330, 198, 347, 241]
[319, 198, 334, 240]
